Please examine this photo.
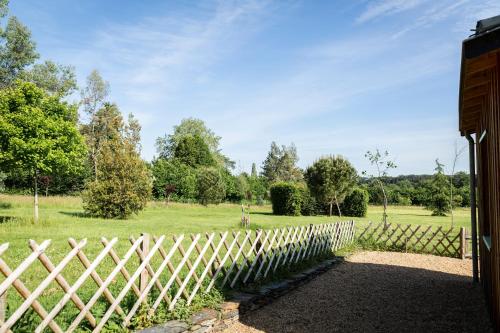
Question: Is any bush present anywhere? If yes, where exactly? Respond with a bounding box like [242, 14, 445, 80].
[83, 142, 152, 219]
[270, 182, 302, 216]
[340, 188, 368, 217]
[197, 167, 226, 205]
[299, 187, 317, 216]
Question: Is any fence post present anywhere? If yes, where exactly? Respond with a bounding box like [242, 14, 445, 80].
[460, 228, 466, 259]
[0, 290, 6, 323]
[140, 233, 150, 292]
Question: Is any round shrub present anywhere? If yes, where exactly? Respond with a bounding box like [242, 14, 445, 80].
[340, 188, 368, 217]
[270, 182, 302, 216]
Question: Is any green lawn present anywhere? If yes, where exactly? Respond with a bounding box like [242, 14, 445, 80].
[0, 194, 471, 258]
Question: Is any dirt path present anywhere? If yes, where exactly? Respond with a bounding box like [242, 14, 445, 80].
[224, 251, 492, 333]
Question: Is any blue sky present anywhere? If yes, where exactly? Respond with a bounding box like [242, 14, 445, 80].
[9, 0, 500, 175]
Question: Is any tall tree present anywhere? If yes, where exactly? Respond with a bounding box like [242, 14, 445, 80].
[262, 142, 303, 183]
[305, 155, 358, 216]
[80, 70, 110, 179]
[20, 60, 77, 97]
[0, 81, 86, 223]
[82, 106, 151, 219]
[251, 163, 257, 178]
[363, 149, 397, 226]
[0, 1, 39, 88]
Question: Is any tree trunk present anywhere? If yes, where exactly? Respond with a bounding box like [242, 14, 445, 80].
[334, 193, 342, 217]
[329, 201, 333, 217]
[378, 179, 388, 227]
[34, 170, 39, 224]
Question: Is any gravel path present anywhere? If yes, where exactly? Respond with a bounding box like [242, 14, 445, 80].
[224, 251, 492, 333]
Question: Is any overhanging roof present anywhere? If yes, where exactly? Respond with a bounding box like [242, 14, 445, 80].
[459, 25, 500, 135]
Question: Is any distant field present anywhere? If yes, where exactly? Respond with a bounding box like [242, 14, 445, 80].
[0, 194, 471, 250]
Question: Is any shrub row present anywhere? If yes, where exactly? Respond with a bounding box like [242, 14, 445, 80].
[270, 182, 368, 217]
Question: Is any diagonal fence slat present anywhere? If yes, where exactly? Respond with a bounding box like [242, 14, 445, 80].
[357, 223, 466, 258]
[0, 221, 355, 333]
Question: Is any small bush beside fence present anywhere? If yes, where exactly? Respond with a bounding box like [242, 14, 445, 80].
[0, 221, 355, 332]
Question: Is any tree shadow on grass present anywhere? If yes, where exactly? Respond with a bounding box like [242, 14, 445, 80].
[250, 211, 274, 216]
[0, 202, 12, 209]
[0, 216, 15, 224]
[59, 211, 92, 218]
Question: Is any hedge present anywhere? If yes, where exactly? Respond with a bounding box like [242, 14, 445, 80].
[270, 182, 302, 216]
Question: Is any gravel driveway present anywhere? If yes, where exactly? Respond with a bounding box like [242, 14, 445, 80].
[223, 251, 492, 333]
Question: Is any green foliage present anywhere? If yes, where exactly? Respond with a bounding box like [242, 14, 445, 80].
[424, 159, 451, 216]
[82, 107, 152, 219]
[299, 186, 317, 216]
[173, 134, 214, 168]
[196, 167, 226, 205]
[156, 118, 233, 169]
[305, 155, 357, 216]
[270, 182, 302, 216]
[262, 142, 303, 183]
[19, 60, 76, 97]
[0, 81, 86, 178]
[0, 14, 39, 87]
[340, 188, 368, 217]
[151, 158, 197, 200]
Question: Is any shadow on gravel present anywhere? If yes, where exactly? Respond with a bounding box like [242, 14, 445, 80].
[237, 261, 493, 333]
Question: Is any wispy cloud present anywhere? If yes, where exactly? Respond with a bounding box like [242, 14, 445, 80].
[356, 0, 430, 24]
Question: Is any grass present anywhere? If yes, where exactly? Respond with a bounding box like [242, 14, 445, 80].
[0, 194, 471, 331]
[0, 194, 471, 258]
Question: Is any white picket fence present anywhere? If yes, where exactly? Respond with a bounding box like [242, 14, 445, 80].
[0, 221, 355, 332]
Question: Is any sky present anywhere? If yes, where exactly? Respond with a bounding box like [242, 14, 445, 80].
[8, 0, 500, 175]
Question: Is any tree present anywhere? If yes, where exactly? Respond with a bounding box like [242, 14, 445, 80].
[305, 156, 358, 217]
[156, 118, 234, 169]
[0, 81, 86, 222]
[19, 60, 77, 97]
[197, 167, 226, 205]
[156, 118, 220, 157]
[151, 158, 197, 200]
[80, 70, 110, 179]
[425, 159, 450, 216]
[173, 134, 214, 167]
[251, 163, 257, 178]
[82, 107, 152, 219]
[0, 3, 39, 88]
[363, 149, 396, 226]
[262, 142, 303, 183]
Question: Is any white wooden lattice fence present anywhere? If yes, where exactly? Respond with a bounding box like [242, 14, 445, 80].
[0, 221, 355, 332]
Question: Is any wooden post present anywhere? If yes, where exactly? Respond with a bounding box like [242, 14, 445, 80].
[140, 233, 150, 292]
[460, 227, 466, 259]
[0, 290, 6, 323]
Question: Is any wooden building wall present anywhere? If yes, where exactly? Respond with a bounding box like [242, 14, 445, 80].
[476, 50, 500, 327]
